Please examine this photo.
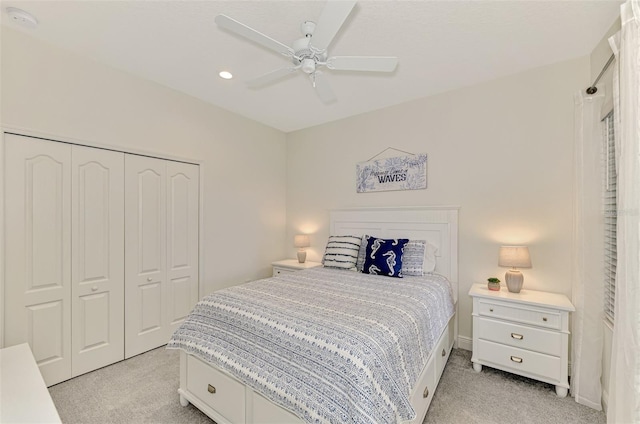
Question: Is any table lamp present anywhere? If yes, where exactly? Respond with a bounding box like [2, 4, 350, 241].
[498, 246, 532, 293]
[294, 234, 310, 263]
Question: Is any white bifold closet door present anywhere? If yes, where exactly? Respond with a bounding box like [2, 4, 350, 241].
[124, 155, 198, 359]
[4, 134, 125, 385]
[5, 135, 73, 385]
[71, 146, 125, 376]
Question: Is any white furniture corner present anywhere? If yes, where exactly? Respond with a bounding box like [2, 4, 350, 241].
[271, 259, 322, 277]
[0, 343, 61, 423]
[469, 284, 575, 397]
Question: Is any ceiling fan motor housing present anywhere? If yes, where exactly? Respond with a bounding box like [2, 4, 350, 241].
[292, 35, 327, 72]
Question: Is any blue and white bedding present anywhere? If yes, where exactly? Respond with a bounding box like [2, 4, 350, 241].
[167, 267, 455, 424]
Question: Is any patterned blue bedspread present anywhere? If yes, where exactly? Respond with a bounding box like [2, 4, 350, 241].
[167, 267, 455, 424]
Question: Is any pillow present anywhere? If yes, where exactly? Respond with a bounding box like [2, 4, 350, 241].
[402, 240, 439, 275]
[355, 235, 368, 272]
[401, 240, 427, 276]
[423, 242, 438, 273]
[322, 235, 362, 270]
[362, 237, 409, 278]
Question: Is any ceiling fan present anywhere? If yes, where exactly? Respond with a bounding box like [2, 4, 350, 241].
[214, 0, 398, 103]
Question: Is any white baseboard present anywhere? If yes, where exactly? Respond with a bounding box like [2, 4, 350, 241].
[457, 335, 472, 351]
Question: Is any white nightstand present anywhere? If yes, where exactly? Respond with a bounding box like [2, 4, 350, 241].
[468, 284, 575, 397]
[271, 259, 322, 277]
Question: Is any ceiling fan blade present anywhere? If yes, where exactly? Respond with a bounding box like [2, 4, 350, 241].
[312, 71, 337, 104]
[326, 56, 398, 72]
[247, 66, 300, 88]
[309, 0, 356, 53]
[215, 14, 294, 56]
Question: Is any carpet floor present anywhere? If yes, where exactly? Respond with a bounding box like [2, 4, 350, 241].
[48, 347, 605, 424]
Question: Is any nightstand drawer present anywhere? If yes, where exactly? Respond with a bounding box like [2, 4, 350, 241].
[476, 339, 561, 383]
[477, 317, 562, 356]
[273, 267, 296, 277]
[272, 260, 322, 277]
[478, 300, 561, 330]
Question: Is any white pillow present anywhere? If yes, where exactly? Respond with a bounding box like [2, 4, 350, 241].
[401, 240, 438, 276]
[323, 235, 362, 270]
[355, 235, 368, 272]
[401, 240, 427, 276]
[423, 242, 438, 273]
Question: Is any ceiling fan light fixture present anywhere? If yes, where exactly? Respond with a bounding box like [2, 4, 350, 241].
[218, 71, 233, 80]
[301, 58, 316, 74]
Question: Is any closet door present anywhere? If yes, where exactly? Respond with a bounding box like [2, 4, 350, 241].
[4, 134, 72, 386]
[71, 146, 125, 376]
[124, 155, 167, 358]
[166, 162, 199, 336]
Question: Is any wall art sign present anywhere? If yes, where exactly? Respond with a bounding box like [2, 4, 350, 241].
[356, 153, 427, 193]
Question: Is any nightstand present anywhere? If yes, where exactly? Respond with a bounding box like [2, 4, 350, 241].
[469, 284, 575, 397]
[271, 259, 322, 277]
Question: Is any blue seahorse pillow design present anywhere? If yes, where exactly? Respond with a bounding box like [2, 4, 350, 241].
[362, 237, 409, 278]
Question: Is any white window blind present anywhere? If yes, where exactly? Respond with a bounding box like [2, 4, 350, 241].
[603, 111, 617, 323]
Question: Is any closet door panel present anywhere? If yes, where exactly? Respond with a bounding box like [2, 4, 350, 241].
[4, 134, 72, 386]
[71, 146, 125, 376]
[166, 162, 199, 335]
[125, 155, 167, 358]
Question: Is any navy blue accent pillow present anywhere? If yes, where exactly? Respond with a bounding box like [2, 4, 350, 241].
[362, 237, 409, 278]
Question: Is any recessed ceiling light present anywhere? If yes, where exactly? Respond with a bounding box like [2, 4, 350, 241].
[5, 7, 38, 29]
[219, 71, 233, 80]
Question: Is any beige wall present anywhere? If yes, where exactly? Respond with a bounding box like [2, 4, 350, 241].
[1, 20, 604, 355]
[0, 26, 288, 295]
[285, 57, 589, 345]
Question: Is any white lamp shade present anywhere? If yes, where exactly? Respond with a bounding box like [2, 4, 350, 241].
[294, 234, 310, 248]
[498, 246, 532, 268]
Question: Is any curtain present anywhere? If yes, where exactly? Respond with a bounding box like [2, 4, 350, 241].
[571, 90, 605, 410]
[607, 1, 640, 423]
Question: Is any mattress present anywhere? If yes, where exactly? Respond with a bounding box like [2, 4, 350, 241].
[167, 267, 455, 424]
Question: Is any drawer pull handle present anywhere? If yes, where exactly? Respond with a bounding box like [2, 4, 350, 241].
[511, 333, 524, 340]
[542, 317, 548, 322]
[510, 356, 523, 364]
[423, 386, 429, 398]
[207, 384, 216, 394]
[489, 308, 494, 312]
[441, 349, 446, 357]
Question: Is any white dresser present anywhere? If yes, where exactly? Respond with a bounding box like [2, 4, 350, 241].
[271, 259, 322, 277]
[469, 284, 575, 397]
[0, 344, 61, 423]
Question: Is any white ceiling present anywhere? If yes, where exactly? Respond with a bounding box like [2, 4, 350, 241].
[1, 1, 622, 133]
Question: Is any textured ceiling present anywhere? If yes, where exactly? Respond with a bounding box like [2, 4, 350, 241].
[1, 1, 622, 132]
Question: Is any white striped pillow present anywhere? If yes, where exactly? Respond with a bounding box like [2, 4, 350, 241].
[401, 240, 427, 276]
[323, 235, 362, 270]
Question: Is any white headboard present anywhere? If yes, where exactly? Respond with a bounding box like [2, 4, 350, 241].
[330, 206, 459, 302]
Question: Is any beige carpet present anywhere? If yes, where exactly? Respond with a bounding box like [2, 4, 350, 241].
[48, 347, 605, 424]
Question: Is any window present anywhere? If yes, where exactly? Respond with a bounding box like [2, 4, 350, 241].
[603, 111, 617, 324]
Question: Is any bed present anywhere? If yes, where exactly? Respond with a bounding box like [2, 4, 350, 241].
[168, 207, 459, 424]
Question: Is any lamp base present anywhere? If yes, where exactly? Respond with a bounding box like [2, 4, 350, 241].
[505, 270, 523, 293]
[297, 250, 307, 263]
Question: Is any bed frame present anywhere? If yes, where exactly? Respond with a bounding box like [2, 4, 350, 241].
[178, 206, 459, 424]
